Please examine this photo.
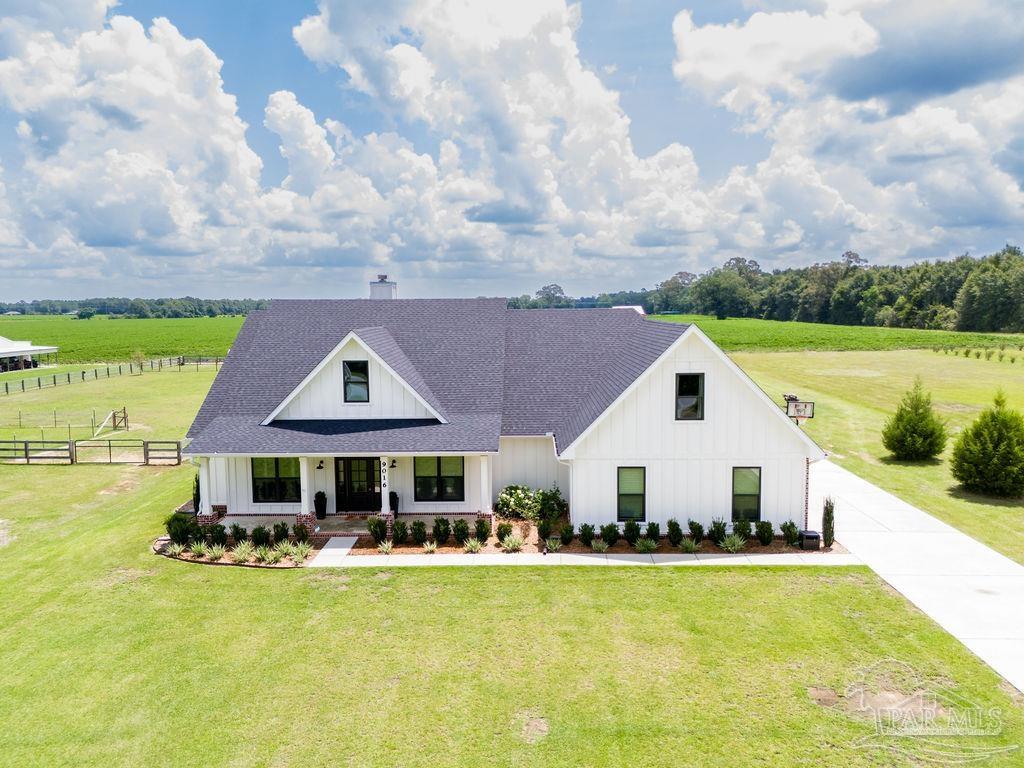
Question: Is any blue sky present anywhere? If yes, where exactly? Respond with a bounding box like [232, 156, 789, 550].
[0, 0, 1022, 300]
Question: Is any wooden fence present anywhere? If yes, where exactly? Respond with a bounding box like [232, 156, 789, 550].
[0, 439, 182, 465]
[1, 356, 223, 397]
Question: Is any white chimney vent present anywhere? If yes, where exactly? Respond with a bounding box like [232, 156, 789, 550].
[369, 274, 398, 300]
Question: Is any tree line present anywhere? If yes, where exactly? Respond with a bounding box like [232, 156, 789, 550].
[0, 297, 268, 319]
[510, 245, 1024, 333]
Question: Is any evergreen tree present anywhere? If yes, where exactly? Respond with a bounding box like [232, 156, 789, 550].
[951, 392, 1024, 497]
[881, 378, 947, 460]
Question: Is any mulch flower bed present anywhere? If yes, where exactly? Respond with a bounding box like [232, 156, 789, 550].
[152, 536, 310, 568]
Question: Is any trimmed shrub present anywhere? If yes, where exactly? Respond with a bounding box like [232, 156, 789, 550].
[754, 520, 774, 546]
[600, 523, 620, 546]
[780, 520, 799, 547]
[645, 522, 660, 542]
[822, 498, 835, 548]
[578, 523, 595, 547]
[536, 485, 569, 522]
[230, 523, 248, 543]
[537, 518, 552, 542]
[559, 523, 574, 546]
[495, 485, 539, 520]
[367, 516, 388, 544]
[951, 392, 1024, 497]
[272, 521, 290, 544]
[687, 519, 704, 544]
[634, 537, 657, 554]
[165, 512, 198, 545]
[474, 517, 491, 543]
[433, 517, 451, 545]
[666, 518, 683, 547]
[623, 519, 641, 545]
[250, 526, 271, 547]
[731, 519, 751, 541]
[591, 539, 609, 553]
[411, 520, 428, 545]
[708, 518, 727, 546]
[881, 377, 947, 460]
[679, 537, 699, 554]
[720, 534, 746, 553]
[453, 518, 471, 545]
[464, 538, 482, 554]
[205, 524, 227, 546]
[496, 522, 513, 542]
[392, 519, 408, 545]
[501, 534, 525, 552]
[292, 523, 309, 543]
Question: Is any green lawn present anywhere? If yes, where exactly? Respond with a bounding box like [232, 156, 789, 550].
[2, 368, 1023, 766]
[737, 348, 1024, 564]
[654, 313, 1024, 351]
[0, 314, 244, 363]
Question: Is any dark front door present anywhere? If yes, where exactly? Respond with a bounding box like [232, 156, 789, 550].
[335, 457, 381, 512]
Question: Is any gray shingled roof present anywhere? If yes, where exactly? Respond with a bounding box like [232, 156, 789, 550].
[186, 299, 687, 455]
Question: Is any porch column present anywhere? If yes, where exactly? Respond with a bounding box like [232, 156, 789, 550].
[197, 456, 213, 523]
[379, 456, 390, 514]
[299, 457, 312, 513]
[478, 455, 492, 514]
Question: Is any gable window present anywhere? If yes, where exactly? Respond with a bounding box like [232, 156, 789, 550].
[732, 467, 761, 522]
[675, 373, 704, 420]
[617, 466, 646, 522]
[414, 456, 465, 502]
[343, 360, 370, 403]
[251, 457, 301, 503]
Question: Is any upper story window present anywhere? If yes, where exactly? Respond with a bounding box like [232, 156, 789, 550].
[675, 373, 704, 420]
[343, 360, 370, 403]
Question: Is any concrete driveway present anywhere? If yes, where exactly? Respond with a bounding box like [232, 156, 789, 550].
[810, 460, 1024, 692]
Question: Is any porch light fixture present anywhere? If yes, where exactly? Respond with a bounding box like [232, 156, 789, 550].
[315, 460, 324, 470]
[390, 459, 397, 468]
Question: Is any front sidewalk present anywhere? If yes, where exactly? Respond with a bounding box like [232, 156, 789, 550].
[810, 459, 1024, 693]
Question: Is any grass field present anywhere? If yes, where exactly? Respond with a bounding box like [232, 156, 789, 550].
[738, 348, 1024, 564]
[654, 314, 1024, 351]
[0, 314, 244, 363]
[2, 367, 1023, 766]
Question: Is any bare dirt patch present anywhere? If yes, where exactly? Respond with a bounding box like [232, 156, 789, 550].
[515, 710, 549, 744]
[99, 468, 143, 496]
[95, 567, 154, 588]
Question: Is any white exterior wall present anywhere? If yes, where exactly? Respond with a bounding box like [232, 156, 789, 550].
[277, 339, 433, 420]
[491, 436, 570, 503]
[565, 332, 815, 529]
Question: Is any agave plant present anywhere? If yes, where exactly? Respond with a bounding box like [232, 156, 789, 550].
[291, 541, 313, 563]
[633, 537, 657, 554]
[206, 544, 226, 561]
[378, 540, 394, 555]
[678, 537, 699, 554]
[501, 534, 525, 552]
[188, 540, 208, 558]
[590, 539, 609, 553]
[422, 541, 437, 554]
[253, 545, 272, 563]
[230, 541, 255, 563]
[720, 534, 747, 554]
[463, 537, 482, 554]
[165, 542, 185, 558]
[545, 537, 562, 552]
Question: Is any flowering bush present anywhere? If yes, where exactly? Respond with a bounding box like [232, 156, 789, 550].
[495, 485, 540, 520]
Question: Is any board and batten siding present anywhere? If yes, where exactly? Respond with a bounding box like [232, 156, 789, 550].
[565, 331, 816, 528]
[276, 338, 434, 420]
[491, 436, 571, 503]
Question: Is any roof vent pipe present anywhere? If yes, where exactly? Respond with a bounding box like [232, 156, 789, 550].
[369, 274, 398, 300]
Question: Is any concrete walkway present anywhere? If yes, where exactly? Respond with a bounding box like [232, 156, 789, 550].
[809, 460, 1024, 693]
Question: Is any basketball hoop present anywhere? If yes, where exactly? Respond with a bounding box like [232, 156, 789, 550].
[786, 399, 815, 425]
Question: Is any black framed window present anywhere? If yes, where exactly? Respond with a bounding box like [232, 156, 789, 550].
[617, 466, 646, 522]
[414, 456, 465, 502]
[676, 373, 704, 420]
[343, 360, 370, 403]
[251, 457, 301, 503]
[732, 467, 761, 522]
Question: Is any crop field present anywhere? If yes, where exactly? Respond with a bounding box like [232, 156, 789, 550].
[653, 313, 1024, 351]
[0, 314, 244, 363]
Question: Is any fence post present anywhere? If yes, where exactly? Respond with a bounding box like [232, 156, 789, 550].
[143, 441, 149, 465]
[176, 441, 182, 465]
[69, 440, 76, 464]
[24, 441, 29, 465]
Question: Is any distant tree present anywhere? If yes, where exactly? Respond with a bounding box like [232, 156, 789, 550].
[951, 392, 1024, 498]
[690, 269, 754, 320]
[534, 284, 573, 308]
[954, 247, 1024, 332]
[881, 378, 947, 460]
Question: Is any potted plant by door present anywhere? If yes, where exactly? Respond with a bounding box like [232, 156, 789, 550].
[314, 490, 327, 520]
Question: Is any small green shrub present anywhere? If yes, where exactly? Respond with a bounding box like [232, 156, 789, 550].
[411, 520, 428, 545]
[464, 538, 482, 554]
[253, 545, 272, 563]
[291, 541, 313, 563]
[495, 485, 540, 520]
[377, 540, 393, 555]
[732, 519, 751, 541]
[754, 520, 774, 546]
[687, 519, 704, 544]
[998, 351, 1005, 362]
[985, 349, 994, 360]
[645, 522, 660, 541]
[720, 534, 746, 553]
[623, 519, 641, 545]
[422, 541, 437, 554]
[205, 524, 228, 546]
[679, 537, 699, 554]
[453, 518, 470, 545]
[559, 523, 574, 545]
[165, 512, 198, 545]
[708, 518, 727, 545]
[250, 526, 271, 547]
[974, 350, 982, 359]
[666, 518, 683, 547]
[881, 377, 947, 460]
[600, 523, 620, 546]
[433, 517, 451, 545]
[392, 519, 408, 544]
[207, 544, 226, 561]
[536, 485, 569, 522]
[474, 517, 491, 542]
[230, 541, 254, 563]
[229, 523, 248, 543]
[272, 521, 290, 544]
[591, 539, 609, 553]
[578, 523, 595, 547]
[634, 537, 657, 554]
[780, 520, 799, 547]
[501, 534, 525, 552]
[822, 498, 835, 547]
[192, 472, 201, 514]
[951, 392, 1024, 497]
[545, 537, 562, 552]
[537, 518, 552, 541]
[368, 516, 388, 544]
[292, 523, 309, 543]
[189, 540, 208, 558]
[165, 542, 185, 557]
[496, 522, 513, 542]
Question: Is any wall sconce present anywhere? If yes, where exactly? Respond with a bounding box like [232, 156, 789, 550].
[389, 459, 397, 468]
[315, 460, 324, 470]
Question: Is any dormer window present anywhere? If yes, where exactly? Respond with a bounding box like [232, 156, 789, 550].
[675, 373, 704, 420]
[343, 360, 370, 403]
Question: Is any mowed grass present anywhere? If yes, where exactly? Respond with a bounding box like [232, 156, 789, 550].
[0, 314, 243, 363]
[654, 313, 1024, 351]
[1, 374, 1023, 766]
[737, 348, 1024, 563]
